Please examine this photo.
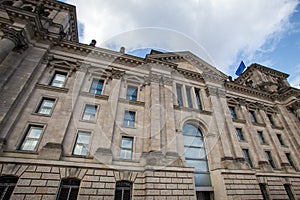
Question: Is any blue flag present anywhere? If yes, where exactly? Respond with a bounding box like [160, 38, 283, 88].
[235, 61, 246, 76]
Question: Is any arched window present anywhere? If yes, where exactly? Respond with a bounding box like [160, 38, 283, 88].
[56, 178, 80, 200]
[183, 123, 211, 187]
[0, 176, 18, 200]
[114, 181, 132, 200]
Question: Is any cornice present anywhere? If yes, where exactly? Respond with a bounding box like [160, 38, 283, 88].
[51, 41, 145, 68]
[176, 68, 205, 83]
[225, 81, 273, 101]
[35, 83, 69, 93]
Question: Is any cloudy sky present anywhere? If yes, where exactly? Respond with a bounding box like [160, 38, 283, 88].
[62, 0, 300, 88]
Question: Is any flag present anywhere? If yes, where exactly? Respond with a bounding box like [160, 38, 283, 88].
[235, 61, 246, 76]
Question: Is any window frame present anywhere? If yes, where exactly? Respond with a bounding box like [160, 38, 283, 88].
[89, 78, 105, 95]
[257, 131, 267, 144]
[242, 149, 253, 168]
[265, 151, 276, 168]
[56, 178, 80, 200]
[285, 153, 297, 170]
[35, 97, 56, 116]
[276, 134, 285, 146]
[249, 110, 258, 123]
[259, 183, 270, 200]
[229, 106, 237, 119]
[49, 71, 68, 88]
[126, 85, 138, 101]
[18, 124, 45, 152]
[123, 111, 136, 127]
[0, 176, 18, 200]
[194, 88, 203, 110]
[185, 86, 193, 108]
[72, 130, 92, 156]
[267, 114, 276, 126]
[176, 84, 184, 107]
[235, 128, 245, 141]
[284, 184, 296, 200]
[81, 104, 98, 122]
[114, 181, 132, 200]
[120, 136, 134, 160]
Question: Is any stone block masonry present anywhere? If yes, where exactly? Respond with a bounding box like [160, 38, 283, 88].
[0, 163, 196, 199]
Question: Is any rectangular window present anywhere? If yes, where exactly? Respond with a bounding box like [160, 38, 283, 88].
[286, 153, 296, 170]
[82, 105, 97, 121]
[89, 79, 104, 95]
[36, 98, 55, 115]
[176, 84, 183, 107]
[20, 125, 43, 151]
[249, 110, 257, 122]
[259, 183, 270, 200]
[265, 151, 276, 168]
[123, 111, 136, 127]
[267, 114, 275, 126]
[186, 86, 193, 108]
[126, 85, 138, 101]
[258, 131, 266, 144]
[120, 137, 133, 160]
[229, 106, 237, 119]
[242, 149, 253, 168]
[284, 184, 296, 200]
[194, 88, 203, 110]
[50, 72, 67, 87]
[73, 131, 91, 156]
[276, 134, 285, 146]
[235, 128, 245, 141]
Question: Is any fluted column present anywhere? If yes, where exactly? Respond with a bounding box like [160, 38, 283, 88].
[0, 27, 27, 64]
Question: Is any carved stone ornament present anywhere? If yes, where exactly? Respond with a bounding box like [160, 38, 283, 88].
[2, 27, 28, 51]
[145, 72, 173, 86]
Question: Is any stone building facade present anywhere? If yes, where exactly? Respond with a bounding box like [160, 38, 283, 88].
[0, 0, 299, 199]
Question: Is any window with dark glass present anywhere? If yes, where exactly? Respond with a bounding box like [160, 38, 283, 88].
[73, 131, 91, 156]
[265, 151, 276, 168]
[89, 79, 104, 95]
[276, 134, 285, 146]
[258, 131, 266, 144]
[114, 181, 132, 200]
[284, 184, 296, 200]
[249, 110, 257, 123]
[36, 98, 55, 115]
[194, 88, 203, 110]
[183, 124, 211, 187]
[259, 183, 270, 200]
[186, 86, 193, 108]
[0, 176, 18, 200]
[123, 111, 135, 127]
[82, 105, 97, 121]
[120, 137, 133, 160]
[50, 72, 67, 87]
[235, 128, 245, 141]
[229, 106, 237, 119]
[176, 84, 183, 107]
[286, 153, 296, 170]
[242, 149, 253, 168]
[267, 114, 275, 126]
[19, 125, 43, 151]
[57, 178, 80, 200]
[126, 86, 138, 101]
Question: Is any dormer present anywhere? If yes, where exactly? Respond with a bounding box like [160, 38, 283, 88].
[234, 63, 290, 93]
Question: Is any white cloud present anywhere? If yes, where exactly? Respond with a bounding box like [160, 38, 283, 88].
[66, 0, 298, 73]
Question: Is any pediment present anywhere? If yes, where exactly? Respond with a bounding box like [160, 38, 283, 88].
[147, 51, 227, 84]
[235, 63, 290, 93]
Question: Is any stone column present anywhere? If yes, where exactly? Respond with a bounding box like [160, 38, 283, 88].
[206, 86, 235, 161]
[0, 27, 27, 64]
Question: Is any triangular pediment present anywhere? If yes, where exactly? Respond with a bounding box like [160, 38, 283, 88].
[235, 63, 290, 93]
[147, 51, 227, 84]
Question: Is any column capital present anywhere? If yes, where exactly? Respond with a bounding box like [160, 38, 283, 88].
[2, 27, 28, 51]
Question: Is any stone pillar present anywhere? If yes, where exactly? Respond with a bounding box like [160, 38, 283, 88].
[0, 27, 27, 64]
[206, 86, 235, 161]
[95, 69, 124, 164]
[240, 105, 269, 169]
